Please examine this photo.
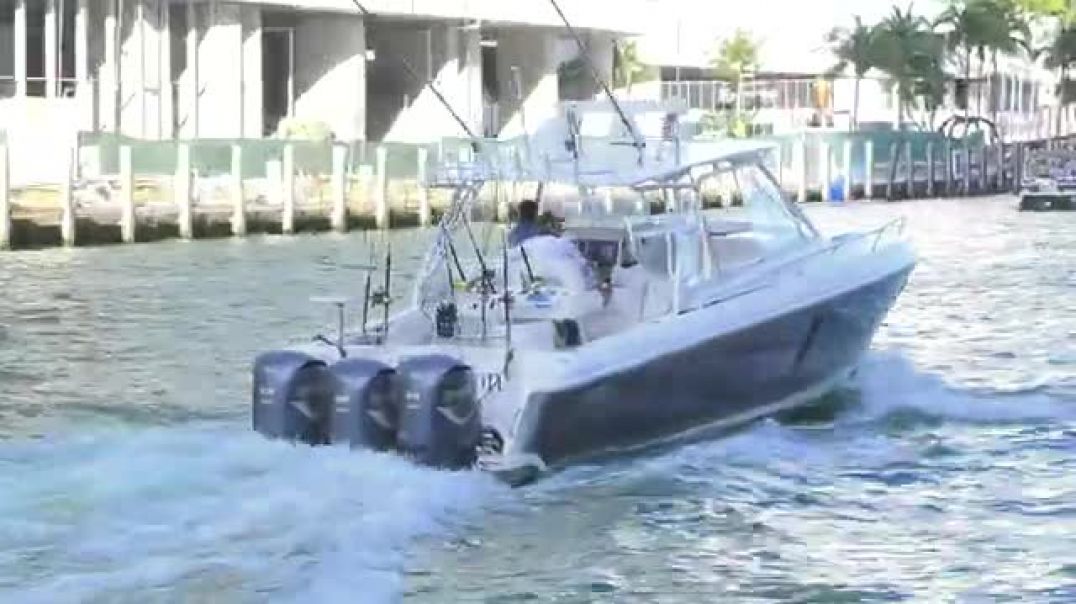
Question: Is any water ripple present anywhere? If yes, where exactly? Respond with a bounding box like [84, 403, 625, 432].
[0, 199, 1072, 602]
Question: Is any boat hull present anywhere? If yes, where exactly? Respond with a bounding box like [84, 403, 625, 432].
[517, 264, 914, 466]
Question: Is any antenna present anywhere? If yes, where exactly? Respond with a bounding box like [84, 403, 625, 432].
[545, 0, 645, 165]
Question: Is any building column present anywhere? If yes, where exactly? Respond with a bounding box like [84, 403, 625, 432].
[119, 0, 157, 138]
[76, 0, 92, 129]
[241, 6, 263, 138]
[183, 2, 199, 137]
[460, 27, 482, 135]
[196, 2, 243, 138]
[293, 13, 366, 140]
[102, 0, 119, 132]
[14, 0, 26, 97]
[45, 0, 57, 97]
[496, 28, 560, 137]
[136, 0, 148, 137]
[160, 0, 173, 138]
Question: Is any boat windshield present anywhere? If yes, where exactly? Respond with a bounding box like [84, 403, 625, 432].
[703, 160, 812, 243]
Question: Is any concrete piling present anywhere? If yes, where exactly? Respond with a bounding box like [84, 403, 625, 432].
[841, 139, 853, 200]
[864, 140, 874, 199]
[962, 142, 972, 195]
[819, 141, 831, 201]
[796, 136, 807, 202]
[978, 143, 988, 192]
[417, 147, 431, 227]
[944, 140, 954, 195]
[282, 144, 295, 235]
[0, 145, 9, 250]
[374, 146, 389, 229]
[1014, 143, 1025, 190]
[230, 144, 246, 237]
[175, 143, 193, 239]
[903, 141, 913, 197]
[886, 142, 897, 200]
[995, 144, 1005, 191]
[331, 144, 348, 233]
[926, 141, 935, 197]
[60, 148, 76, 247]
[119, 146, 136, 243]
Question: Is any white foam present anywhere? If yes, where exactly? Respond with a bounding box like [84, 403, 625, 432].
[848, 350, 1076, 424]
[0, 425, 506, 604]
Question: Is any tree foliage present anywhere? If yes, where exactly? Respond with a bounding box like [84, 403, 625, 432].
[711, 29, 760, 83]
[826, 16, 876, 78]
[817, 0, 1076, 129]
[612, 39, 656, 91]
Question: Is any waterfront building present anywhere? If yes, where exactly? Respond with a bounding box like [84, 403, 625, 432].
[0, 0, 647, 144]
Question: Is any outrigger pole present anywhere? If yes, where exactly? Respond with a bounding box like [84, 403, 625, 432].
[545, 0, 646, 165]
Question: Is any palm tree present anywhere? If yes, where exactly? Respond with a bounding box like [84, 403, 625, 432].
[711, 29, 761, 118]
[986, 1, 1032, 119]
[1041, 25, 1076, 133]
[872, 5, 940, 127]
[613, 39, 650, 93]
[826, 16, 876, 130]
[935, 0, 995, 116]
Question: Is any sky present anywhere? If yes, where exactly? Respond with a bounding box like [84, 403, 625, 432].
[635, 0, 939, 72]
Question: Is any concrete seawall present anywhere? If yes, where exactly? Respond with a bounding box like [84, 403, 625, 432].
[0, 132, 1067, 250]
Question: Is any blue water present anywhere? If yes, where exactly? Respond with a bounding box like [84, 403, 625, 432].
[0, 198, 1072, 602]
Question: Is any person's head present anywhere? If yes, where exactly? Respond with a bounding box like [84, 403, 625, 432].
[518, 200, 538, 222]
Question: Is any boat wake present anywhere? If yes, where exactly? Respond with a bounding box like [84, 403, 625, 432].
[1, 350, 1070, 603]
[843, 349, 1076, 426]
[0, 426, 505, 603]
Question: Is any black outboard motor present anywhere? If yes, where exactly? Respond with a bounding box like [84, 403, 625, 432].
[252, 351, 336, 445]
[396, 355, 482, 469]
[329, 358, 400, 451]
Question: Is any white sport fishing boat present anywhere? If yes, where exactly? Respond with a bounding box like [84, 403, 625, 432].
[250, 101, 916, 485]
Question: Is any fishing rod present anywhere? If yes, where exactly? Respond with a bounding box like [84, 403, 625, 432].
[545, 0, 645, 164]
[520, 244, 535, 285]
[348, 0, 481, 153]
[462, 217, 495, 294]
[379, 243, 392, 343]
[501, 233, 514, 376]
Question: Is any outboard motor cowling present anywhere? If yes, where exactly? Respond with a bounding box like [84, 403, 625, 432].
[253, 351, 336, 445]
[396, 355, 482, 469]
[329, 358, 400, 451]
